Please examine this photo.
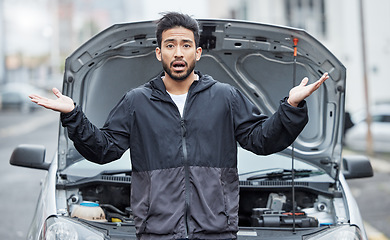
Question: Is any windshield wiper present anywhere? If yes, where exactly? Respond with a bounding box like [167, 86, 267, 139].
[246, 169, 323, 181]
[57, 169, 132, 189]
[98, 169, 132, 176]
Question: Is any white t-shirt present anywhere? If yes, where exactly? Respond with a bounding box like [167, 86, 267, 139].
[167, 91, 187, 117]
[164, 74, 199, 117]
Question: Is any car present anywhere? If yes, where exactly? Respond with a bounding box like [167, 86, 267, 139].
[345, 104, 390, 152]
[0, 82, 45, 112]
[10, 19, 373, 240]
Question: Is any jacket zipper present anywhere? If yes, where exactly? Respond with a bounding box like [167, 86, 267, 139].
[164, 82, 194, 238]
[179, 86, 192, 238]
[180, 118, 190, 238]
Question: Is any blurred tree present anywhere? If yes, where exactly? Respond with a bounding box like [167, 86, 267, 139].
[78, 19, 100, 45]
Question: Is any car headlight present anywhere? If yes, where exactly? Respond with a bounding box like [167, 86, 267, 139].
[40, 216, 105, 240]
[305, 225, 363, 240]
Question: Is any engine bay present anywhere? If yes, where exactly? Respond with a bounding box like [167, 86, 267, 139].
[239, 187, 335, 228]
[59, 172, 337, 229]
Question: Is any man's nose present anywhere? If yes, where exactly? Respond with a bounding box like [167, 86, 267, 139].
[174, 46, 184, 57]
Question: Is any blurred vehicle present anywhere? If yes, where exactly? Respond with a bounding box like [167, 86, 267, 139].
[0, 82, 45, 112]
[10, 19, 373, 239]
[345, 104, 390, 152]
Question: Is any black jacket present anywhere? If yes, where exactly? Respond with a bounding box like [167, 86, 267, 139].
[61, 71, 308, 239]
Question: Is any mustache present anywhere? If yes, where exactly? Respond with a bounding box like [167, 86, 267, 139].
[170, 59, 188, 67]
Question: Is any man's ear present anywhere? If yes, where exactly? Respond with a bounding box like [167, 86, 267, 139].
[155, 47, 162, 61]
[196, 47, 202, 61]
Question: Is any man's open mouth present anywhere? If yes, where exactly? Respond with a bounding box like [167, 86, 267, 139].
[172, 61, 187, 72]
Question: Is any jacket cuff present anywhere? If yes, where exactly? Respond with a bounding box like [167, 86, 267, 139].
[281, 97, 306, 109]
[60, 105, 81, 126]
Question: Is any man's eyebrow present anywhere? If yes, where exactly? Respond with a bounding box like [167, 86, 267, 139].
[163, 38, 194, 43]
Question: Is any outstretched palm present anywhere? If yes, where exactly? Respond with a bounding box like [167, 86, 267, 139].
[287, 72, 329, 107]
[29, 88, 75, 113]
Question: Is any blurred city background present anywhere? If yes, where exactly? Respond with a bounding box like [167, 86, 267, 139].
[1, 0, 389, 112]
[0, 0, 389, 239]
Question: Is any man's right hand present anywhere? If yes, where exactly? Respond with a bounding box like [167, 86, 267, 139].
[29, 88, 75, 113]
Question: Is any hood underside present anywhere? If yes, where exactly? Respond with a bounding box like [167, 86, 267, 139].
[59, 19, 346, 178]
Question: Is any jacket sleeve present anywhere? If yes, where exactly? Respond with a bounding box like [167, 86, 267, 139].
[232, 88, 308, 155]
[60, 94, 131, 164]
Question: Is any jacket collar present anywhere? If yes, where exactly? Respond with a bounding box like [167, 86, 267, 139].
[150, 70, 217, 101]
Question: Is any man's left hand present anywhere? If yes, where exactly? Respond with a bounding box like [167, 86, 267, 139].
[287, 72, 329, 107]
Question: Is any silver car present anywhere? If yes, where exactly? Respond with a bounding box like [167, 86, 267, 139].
[345, 104, 390, 153]
[10, 19, 373, 240]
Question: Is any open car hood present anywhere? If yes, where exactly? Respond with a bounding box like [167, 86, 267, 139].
[59, 19, 346, 179]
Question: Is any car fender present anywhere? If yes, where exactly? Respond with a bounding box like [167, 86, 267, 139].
[27, 154, 58, 240]
[339, 173, 368, 240]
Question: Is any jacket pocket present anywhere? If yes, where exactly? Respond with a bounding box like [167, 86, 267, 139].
[131, 172, 151, 234]
[135, 168, 187, 235]
[221, 168, 239, 229]
[188, 167, 237, 233]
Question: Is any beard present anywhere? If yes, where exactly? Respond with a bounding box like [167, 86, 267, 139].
[162, 58, 196, 81]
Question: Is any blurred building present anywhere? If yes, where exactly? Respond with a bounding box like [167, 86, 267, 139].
[0, 0, 5, 85]
[1, 0, 389, 113]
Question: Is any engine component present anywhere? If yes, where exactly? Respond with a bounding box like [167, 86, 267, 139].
[71, 201, 107, 222]
[266, 193, 286, 211]
[251, 208, 318, 228]
[302, 195, 334, 226]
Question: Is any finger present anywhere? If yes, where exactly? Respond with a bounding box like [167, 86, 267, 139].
[29, 94, 47, 102]
[299, 77, 309, 86]
[37, 102, 53, 109]
[36, 98, 55, 108]
[28, 94, 39, 100]
[52, 87, 63, 98]
[29, 93, 45, 99]
[318, 72, 329, 83]
[30, 97, 40, 104]
[315, 73, 329, 87]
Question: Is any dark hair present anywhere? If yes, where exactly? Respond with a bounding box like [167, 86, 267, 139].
[156, 12, 200, 48]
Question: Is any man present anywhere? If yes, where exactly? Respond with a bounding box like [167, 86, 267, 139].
[30, 12, 328, 240]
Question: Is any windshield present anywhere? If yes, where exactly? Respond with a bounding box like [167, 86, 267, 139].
[61, 147, 321, 178]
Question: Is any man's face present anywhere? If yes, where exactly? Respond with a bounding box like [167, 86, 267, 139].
[155, 27, 202, 81]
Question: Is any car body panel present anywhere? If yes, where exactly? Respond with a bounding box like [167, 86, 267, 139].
[339, 173, 367, 238]
[26, 155, 57, 240]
